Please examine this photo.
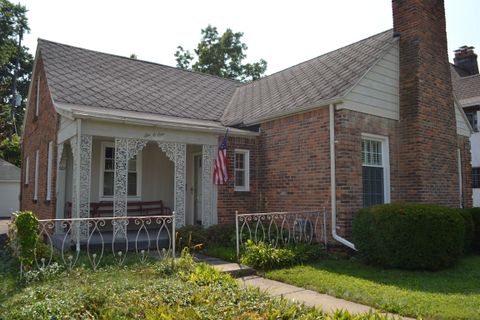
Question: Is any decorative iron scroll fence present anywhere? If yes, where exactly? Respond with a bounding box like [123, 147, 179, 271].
[16, 214, 175, 275]
[235, 210, 327, 258]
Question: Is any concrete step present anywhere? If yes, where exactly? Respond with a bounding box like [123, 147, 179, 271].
[194, 254, 256, 278]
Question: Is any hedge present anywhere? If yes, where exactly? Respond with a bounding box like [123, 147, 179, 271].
[462, 208, 480, 252]
[352, 203, 465, 270]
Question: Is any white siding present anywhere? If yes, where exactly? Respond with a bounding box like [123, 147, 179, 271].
[455, 103, 471, 137]
[0, 181, 20, 217]
[58, 116, 77, 143]
[341, 42, 399, 120]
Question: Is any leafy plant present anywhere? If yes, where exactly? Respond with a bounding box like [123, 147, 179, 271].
[458, 208, 475, 252]
[464, 207, 480, 252]
[205, 223, 236, 246]
[176, 224, 206, 252]
[240, 240, 295, 270]
[9, 211, 39, 267]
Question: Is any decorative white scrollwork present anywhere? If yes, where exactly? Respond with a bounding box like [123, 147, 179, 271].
[235, 210, 328, 258]
[113, 138, 147, 237]
[202, 144, 217, 226]
[15, 213, 175, 275]
[158, 142, 186, 227]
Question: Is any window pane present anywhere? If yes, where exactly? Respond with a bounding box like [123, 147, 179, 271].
[103, 171, 114, 196]
[128, 159, 136, 172]
[128, 172, 137, 196]
[362, 139, 382, 166]
[105, 147, 114, 159]
[362, 166, 384, 207]
[235, 153, 244, 169]
[105, 159, 114, 171]
[473, 167, 480, 188]
[235, 170, 245, 187]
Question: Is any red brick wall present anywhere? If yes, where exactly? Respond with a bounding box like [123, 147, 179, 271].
[458, 135, 473, 208]
[258, 109, 331, 213]
[334, 109, 400, 239]
[216, 136, 260, 224]
[393, 0, 460, 206]
[20, 54, 58, 220]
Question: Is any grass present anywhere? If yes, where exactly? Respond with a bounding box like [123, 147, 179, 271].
[0, 248, 392, 319]
[265, 254, 480, 320]
[201, 244, 237, 262]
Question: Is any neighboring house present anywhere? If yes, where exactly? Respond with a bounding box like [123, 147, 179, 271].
[0, 159, 20, 218]
[20, 0, 473, 249]
[451, 46, 480, 206]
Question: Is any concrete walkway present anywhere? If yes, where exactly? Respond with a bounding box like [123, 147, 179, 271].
[196, 254, 410, 319]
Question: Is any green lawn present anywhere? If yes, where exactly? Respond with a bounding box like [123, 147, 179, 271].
[265, 255, 480, 320]
[0, 249, 392, 320]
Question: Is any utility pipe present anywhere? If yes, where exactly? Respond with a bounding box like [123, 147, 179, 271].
[329, 103, 356, 250]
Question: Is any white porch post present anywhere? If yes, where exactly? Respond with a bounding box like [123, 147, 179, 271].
[202, 144, 217, 226]
[113, 138, 147, 236]
[70, 134, 92, 242]
[158, 142, 186, 227]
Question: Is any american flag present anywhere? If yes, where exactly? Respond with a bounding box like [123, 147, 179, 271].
[213, 130, 229, 185]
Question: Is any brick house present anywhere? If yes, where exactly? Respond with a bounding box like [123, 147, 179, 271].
[451, 46, 480, 206]
[20, 0, 473, 249]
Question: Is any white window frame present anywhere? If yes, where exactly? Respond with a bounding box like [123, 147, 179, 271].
[24, 156, 29, 185]
[34, 150, 39, 201]
[99, 141, 142, 201]
[234, 149, 250, 192]
[46, 141, 53, 201]
[361, 133, 390, 204]
[35, 76, 40, 117]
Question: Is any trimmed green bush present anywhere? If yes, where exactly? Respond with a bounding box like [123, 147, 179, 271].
[352, 203, 465, 270]
[464, 208, 480, 252]
[8, 211, 39, 267]
[458, 209, 475, 252]
[205, 224, 236, 246]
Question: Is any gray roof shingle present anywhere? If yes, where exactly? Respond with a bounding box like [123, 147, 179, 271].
[451, 65, 480, 106]
[0, 159, 20, 181]
[38, 30, 397, 126]
[222, 30, 397, 125]
[38, 39, 241, 122]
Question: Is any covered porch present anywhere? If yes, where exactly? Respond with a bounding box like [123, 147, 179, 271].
[55, 110, 221, 236]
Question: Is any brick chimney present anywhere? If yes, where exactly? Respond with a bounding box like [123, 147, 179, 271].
[392, 0, 460, 206]
[454, 46, 479, 76]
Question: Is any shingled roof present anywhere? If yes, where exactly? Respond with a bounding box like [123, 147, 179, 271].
[38, 39, 241, 122]
[451, 65, 480, 107]
[0, 159, 20, 181]
[38, 30, 397, 126]
[222, 30, 397, 125]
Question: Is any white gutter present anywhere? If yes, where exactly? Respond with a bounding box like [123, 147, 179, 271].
[329, 103, 356, 250]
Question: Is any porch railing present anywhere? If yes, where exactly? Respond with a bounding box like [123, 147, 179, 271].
[235, 209, 327, 259]
[20, 214, 175, 274]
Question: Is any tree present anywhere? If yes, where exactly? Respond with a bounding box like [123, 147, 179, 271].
[0, 0, 33, 165]
[175, 25, 267, 82]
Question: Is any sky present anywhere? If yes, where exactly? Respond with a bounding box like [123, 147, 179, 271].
[16, 0, 480, 75]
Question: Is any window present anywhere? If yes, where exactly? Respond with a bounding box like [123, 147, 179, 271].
[34, 150, 39, 201]
[234, 149, 249, 191]
[473, 167, 480, 188]
[35, 76, 40, 117]
[362, 134, 390, 207]
[24, 156, 29, 185]
[46, 141, 53, 201]
[100, 142, 141, 200]
[464, 107, 479, 132]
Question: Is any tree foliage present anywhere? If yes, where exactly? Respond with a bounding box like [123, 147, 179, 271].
[0, 0, 33, 164]
[175, 25, 267, 82]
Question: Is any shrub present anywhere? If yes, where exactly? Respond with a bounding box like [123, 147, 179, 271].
[464, 208, 480, 252]
[458, 209, 475, 252]
[176, 225, 206, 251]
[240, 240, 295, 269]
[287, 243, 325, 263]
[8, 211, 39, 267]
[352, 203, 465, 270]
[206, 224, 236, 246]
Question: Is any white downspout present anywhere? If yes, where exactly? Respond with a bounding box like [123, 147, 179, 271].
[329, 103, 356, 250]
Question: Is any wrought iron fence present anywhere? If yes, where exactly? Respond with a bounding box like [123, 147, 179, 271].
[14, 214, 175, 274]
[235, 209, 327, 258]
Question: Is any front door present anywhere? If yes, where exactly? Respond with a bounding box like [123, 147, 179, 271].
[193, 155, 202, 225]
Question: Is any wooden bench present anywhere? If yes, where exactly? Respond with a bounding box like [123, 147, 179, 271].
[64, 200, 172, 219]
